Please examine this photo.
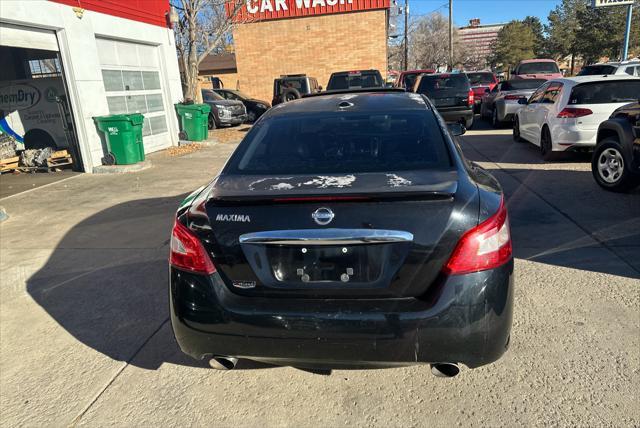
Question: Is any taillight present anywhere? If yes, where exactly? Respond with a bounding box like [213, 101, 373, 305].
[468, 90, 474, 107]
[169, 219, 216, 274]
[557, 108, 593, 118]
[504, 95, 522, 101]
[443, 197, 512, 275]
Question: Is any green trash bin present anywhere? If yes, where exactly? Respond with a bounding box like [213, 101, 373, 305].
[175, 103, 211, 141]
[94, 114, 145, 165]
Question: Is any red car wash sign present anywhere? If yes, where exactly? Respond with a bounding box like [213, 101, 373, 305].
[227, 0, 390, 22]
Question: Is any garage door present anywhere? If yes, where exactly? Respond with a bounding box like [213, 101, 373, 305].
[96, 38, 169, 151]
[0, 23, 58, 51]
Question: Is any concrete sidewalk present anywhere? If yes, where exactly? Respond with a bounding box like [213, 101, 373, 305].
[0, 126, 638, 427]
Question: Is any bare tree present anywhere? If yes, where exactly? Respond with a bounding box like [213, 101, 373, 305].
[408, 12, 467, 71]
[173, 0, 247, 103]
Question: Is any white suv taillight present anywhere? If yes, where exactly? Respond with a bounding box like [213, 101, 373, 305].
[443, 197, 512, 275]
[557, 107, 593, 118]
[169, 219, 216, 274]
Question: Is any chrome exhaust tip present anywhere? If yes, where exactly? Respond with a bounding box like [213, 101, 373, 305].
[430, 363, 460, 378]
[208, 356, 238, 370]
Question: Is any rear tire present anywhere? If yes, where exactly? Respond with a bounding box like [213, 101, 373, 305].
[465, 117, 474, 130]
[283, 88, 301, 102]
[592, 139, 640, 192]
[491, 108, 501, 129]
[513, 117, 524, 142]
[540, 127, 556, 161]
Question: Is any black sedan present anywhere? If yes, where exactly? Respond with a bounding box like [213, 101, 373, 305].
[213, 89, 271, 123]
[169, 89, 514, 376]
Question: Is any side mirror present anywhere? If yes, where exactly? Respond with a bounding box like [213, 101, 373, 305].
[447, 122, 466, 136]
[518, 98, 528, 105]
[484, 88, 490, 93]
[318, 85, 323, 91]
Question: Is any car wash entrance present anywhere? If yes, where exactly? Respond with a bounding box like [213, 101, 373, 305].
[0, 23, 83, 178]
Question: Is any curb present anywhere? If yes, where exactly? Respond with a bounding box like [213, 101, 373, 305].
[92, 160, 153, 174]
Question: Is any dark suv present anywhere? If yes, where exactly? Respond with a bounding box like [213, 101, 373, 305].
[202, 90, 247, 129]
[326, 70, 384, 91]
[413, 73, 474, 129]
[592, 101, 640, 192]
[272, 75, 321, 106]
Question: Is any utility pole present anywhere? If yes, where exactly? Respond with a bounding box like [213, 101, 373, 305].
[404, 0, 409, 70]
[448, 0, 453, 71]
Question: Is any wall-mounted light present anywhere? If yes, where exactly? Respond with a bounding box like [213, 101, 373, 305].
[168, 6, 180, 27]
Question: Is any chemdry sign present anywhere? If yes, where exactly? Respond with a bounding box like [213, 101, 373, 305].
[0, 84, 41, 112]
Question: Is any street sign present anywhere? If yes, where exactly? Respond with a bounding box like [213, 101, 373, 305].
[592, 0, 634, 7]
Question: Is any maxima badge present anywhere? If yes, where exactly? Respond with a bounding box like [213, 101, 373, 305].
[312, 207, 334, 226]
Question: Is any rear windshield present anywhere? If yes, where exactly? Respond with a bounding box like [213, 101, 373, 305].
[402, 73, 420, 90]
[276, 79, 309, 95]
[501, 80, 546, 91]
[225, 112, 451, 175]
[415, 74, 470, 97]
[569, 81, 640, 105]
[578, 65, 618, 76]
[467, 73, 494, 85]
[516, 62, 560, 75]
[328, 72, 383, 90]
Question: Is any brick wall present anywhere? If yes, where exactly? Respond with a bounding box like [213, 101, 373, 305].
[233, 9, 388, 103]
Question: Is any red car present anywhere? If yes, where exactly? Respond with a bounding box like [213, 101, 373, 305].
[395, 69, 436, 90]
[466, 71, 498, 113]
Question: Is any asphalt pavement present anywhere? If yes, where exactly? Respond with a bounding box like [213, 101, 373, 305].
[0, 123, 638, 427]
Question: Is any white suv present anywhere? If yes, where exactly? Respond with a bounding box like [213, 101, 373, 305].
[513, 75, 640, 160]
[578, 61, 640, 77]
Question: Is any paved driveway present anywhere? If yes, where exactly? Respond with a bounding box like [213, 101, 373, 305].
[1, 124, 638, 427]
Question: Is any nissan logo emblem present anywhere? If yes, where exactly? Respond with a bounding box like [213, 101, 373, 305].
[312, 207, 334, 226]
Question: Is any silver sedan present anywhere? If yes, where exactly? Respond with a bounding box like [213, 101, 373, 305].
[480, 79, 547, 128]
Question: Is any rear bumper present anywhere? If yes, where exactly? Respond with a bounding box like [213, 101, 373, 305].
[170, 260, 514, 369]
[438, 108, 474, 124]
[496, 101, 522, 122]
[553, 126, 597, 150]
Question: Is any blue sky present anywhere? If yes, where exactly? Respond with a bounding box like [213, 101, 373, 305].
[410, 0, 562, 26]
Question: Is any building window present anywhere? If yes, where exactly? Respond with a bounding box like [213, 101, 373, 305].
[28, 58, 62, 78]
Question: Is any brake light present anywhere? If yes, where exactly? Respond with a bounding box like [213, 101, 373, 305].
[169, 219, 216, 274]
[273, 196, 371, 203]
[443, 197, 512, 275]
[468, 90, 474, 107]
[504, 95, 523, 100]
[557, 108, 593, 118]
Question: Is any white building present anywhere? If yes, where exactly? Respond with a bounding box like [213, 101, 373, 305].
[0, 0, 182, 172]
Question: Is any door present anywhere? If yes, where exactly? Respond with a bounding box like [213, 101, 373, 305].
[96, 38, 170, 153]
[519, 82, 549, 141]
[0, 23, 84, 170]
[531, 82, 563, 145]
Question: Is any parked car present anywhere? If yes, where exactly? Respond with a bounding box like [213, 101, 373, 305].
[394, 69, 436, 90]
[591, 101, 640, 192]
[512, 59, 562, 80]
[272, 74, 322, 106]
[578, 61, 640, 77]
[466, 71, 498, 113]
[413, 72, 474, 129]
[326, 70, 384, 91]
[213, 89, 270, 123]
[480, 79, 546, 128]
[169, 89, 514, 375]
[513, 76, 640, 160]
[201, 89, 247, 129]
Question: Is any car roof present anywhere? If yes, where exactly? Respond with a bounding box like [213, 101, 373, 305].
[552, 75, 640, 85]
[519, 59, 557, 64]
[267, 91, 431, 116]
[330, 69, 380, 74]
[402, 69, 435, 74]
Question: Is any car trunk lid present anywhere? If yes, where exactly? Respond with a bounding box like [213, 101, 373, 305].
[195, 171, 477, 299]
